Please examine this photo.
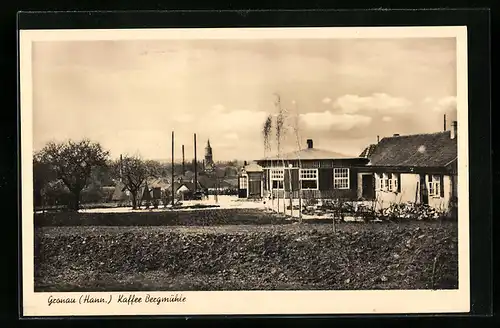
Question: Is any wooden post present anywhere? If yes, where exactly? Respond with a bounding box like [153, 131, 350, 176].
[194, 134, 198, 193]
[182, 144, 185, 175]
[119, 154, 123, 182]
[171, 131, 175, 207]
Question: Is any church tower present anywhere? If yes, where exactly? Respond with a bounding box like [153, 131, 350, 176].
[204, 139, 215, 172]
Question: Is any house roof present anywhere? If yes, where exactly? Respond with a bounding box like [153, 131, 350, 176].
[367, 131, 457, 167]
[260, 148, 357, 161]
[244, 162, 263, 172]
[359, 144, 377, 158]
[173, 180, 207, 192]
[146, 177, 170, 189]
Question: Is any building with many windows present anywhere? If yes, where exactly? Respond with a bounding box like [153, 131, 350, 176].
[237, 122, 458, 216]
[238, 139, 369, 200]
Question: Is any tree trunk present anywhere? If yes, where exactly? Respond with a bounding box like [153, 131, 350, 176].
[71, 189, 81, 212]
[131, 191, 138, 210]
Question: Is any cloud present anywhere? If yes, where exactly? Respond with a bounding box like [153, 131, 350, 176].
[430, 96, 457, 113]
[299, 111, 372, 131]
[333, 93, 412, 114]
[211, 104, 226, 113]
[224, 132, 239, 140]
[322, 97, 332, 104]
[204, 108, 269, 134]
[173, 113, 194, 123]
[382, 116, 393, 122]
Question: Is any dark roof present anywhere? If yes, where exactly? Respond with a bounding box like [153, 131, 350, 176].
[146, 177, 170, 189]
[244, 162, 263, 172]
[359, 144, 377, 158]
[261, 148, 357, 161]
[174, 180, 207, 192]
[367, 131, 457, 167]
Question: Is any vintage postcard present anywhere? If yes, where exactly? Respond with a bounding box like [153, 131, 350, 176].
[20, 26, 470, 317]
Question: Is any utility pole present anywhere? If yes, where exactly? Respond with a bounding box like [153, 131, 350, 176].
[194, 133, 198, 193]
[171, 131, 175, 207]
[119, 154, 123, 182]
[182, 144, 185, 175]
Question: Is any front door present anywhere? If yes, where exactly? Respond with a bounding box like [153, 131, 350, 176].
[247, 172, 263, 198]
[248, 180, 261, 198]
[361, 174, 375, 200]
[420, 174, 429, 205]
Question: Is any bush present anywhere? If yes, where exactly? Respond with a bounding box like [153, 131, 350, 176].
[34, 209, 291, 227]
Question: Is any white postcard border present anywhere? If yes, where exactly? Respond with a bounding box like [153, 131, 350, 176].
[20, 26, 470, 317]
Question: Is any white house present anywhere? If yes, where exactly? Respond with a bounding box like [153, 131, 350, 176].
[358, 121, 458, 214]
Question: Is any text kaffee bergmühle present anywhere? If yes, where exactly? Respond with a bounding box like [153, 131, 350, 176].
[47, 294, 186, 306]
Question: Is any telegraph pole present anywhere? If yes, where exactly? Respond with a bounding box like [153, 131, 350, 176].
[182, 144, 185, 175]
[171, 131, 175, 207]
[194, 133, 198, 193]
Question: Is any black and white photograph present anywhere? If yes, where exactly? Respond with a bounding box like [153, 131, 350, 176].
[20, 26, 470, 316]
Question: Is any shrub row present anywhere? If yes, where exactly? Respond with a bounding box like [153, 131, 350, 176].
[35, 224, 458, 290]
[34, 209, 291, 227]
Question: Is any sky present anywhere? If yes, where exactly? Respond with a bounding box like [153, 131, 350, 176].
[32, 37, 458, 162]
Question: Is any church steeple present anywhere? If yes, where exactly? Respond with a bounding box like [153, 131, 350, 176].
[204, 138, 214, 172]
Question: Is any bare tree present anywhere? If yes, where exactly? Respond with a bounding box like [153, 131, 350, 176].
[274, 93, 288, 215]
[291, 100, 303, 222]
[38, 139, 109, 211]
[262, 114, 273, 211]
[111, 154, 153, 210]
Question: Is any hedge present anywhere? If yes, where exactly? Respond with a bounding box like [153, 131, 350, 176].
[34, 209, 291, 227]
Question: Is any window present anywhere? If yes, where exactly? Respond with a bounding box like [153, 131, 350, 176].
[377, 173, 399, 192]
[270, 169, 284, 190]
[375, 173, 381, 190]
[239, 176, 248, 189]
[393, 174, 399, 192]
[427, 175, 441, 197]
[300, 169, 318, 190]
[333, 168, 350, 189]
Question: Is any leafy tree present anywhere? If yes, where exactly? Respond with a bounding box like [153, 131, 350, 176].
[38, 139, 109, 211]
[33, 152, 57, 208]
[110, 155, 155, 209]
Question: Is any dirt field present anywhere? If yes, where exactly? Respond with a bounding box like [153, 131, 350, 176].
[34, 208, 458, 292]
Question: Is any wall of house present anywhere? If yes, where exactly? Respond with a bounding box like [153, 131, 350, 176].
[265, 166, 359, 201]
[374, 173, 452, 211]
[375, 173, 418, 207]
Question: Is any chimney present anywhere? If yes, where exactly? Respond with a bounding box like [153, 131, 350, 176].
[451, 121, 457, 139]
[393, 134, 400, 137]
[377, 135, 380, 143]
[443, 114, 447, 132]
[244, 161, 248, 166]
[306, 139, 313, 149]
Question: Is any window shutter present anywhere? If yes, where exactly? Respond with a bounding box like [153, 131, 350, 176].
[397, 174, 401, 193]
[439, 175, 444, 197]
